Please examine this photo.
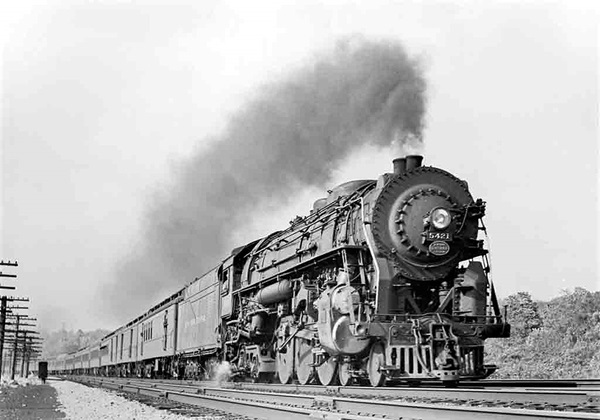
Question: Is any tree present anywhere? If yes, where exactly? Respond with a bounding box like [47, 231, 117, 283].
[485, 288, 600, 379]
[40, 328, 111, 358]
[504, 291, 542, 340]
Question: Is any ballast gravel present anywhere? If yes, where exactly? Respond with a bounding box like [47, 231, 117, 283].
[53, 380, 219, 419]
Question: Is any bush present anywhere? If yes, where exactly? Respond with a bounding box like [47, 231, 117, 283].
[485, 288, 600, 378]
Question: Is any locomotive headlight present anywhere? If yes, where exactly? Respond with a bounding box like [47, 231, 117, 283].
[431, 208, 451, 230]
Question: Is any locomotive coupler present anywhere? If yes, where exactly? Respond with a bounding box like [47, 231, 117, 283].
[431, 324, 460, 382]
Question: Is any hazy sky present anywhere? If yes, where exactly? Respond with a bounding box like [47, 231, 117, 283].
[1, 0, 597, 331]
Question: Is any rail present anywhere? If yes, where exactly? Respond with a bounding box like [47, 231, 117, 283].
[68, 376, 600, 420]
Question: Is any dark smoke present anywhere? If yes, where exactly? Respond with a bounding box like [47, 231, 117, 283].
[103, 37, 426, 321]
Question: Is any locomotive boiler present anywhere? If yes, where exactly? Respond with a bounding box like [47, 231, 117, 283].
[222, 154, 510, 386]
[48, 154, 509, 387]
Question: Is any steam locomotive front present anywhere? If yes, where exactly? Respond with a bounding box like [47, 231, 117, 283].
[366, 155, 488, 314]
[353, 155, 509, 385]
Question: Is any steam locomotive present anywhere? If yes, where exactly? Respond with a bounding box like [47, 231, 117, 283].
[48, 155, 509, 386]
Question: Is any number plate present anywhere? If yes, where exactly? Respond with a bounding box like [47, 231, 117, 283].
[427, 232, 452, 241]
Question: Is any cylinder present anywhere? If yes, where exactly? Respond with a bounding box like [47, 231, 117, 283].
[405, 155, 423, 171]
[254, 280, 293, 305]
[392, 158, 407, 175]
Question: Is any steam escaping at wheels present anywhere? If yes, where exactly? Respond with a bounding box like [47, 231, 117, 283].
[47, 155, 509, 388]
[214, 361, 233, 385]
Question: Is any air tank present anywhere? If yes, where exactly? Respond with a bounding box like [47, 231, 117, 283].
[254, 280, 293, 305]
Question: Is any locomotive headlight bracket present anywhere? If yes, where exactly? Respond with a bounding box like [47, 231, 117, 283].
[431, 207, 451, 230]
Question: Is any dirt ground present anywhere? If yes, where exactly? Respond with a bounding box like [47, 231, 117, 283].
[0, 380, 65, 420]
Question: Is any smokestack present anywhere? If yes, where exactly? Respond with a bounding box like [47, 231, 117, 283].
[405, 154, 423, 171]
[105, 37, 426, 321]
[393, 157, 407, 175]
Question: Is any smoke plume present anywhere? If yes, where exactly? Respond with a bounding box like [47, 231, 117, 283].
[104, 37, 426, 320]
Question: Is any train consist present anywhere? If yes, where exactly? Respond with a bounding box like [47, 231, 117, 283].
[48, 155, 509, 386]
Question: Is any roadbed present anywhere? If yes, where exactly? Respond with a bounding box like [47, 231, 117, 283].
[0, 379, 64, 420]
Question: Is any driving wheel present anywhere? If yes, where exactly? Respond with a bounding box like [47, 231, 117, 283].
[276, 337, 294, 384]
[317, 355, 338, 386]
[295, 338, 315, 385]
[367, 342, 386, 387]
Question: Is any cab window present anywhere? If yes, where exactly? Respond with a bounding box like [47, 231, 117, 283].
[221, 268, 230, 295]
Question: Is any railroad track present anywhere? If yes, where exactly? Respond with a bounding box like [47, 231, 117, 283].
[74, 376, 600, 389]
[96, 377, 600, 410]
[145, 376, 600, 391]
[69, 376, 600, 420]
[104, 376, 600, 390]
[460, 379, 600, 389]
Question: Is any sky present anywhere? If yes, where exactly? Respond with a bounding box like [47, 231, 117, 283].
[0, 0, 597, 332]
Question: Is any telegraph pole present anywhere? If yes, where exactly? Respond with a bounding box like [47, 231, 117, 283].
[0, 260, 41, 380]
[0, 297, 29, 377]
[0, 260, 21, 377]
[11, 315, 20, 379]
[0, 260, 18, 281]
[20, 331, 28, 376]
[5, 315, 37, 379]
[17, 327, 40, 376]
[1, 333, 43, 377]
[24, 336, 34, 376]
[0, 296, 6, 376]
